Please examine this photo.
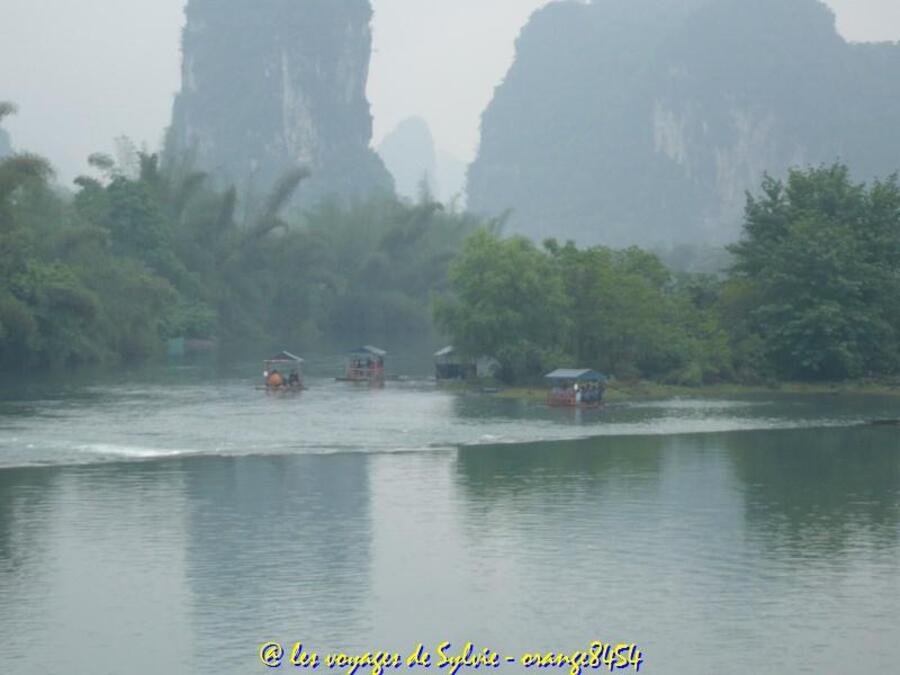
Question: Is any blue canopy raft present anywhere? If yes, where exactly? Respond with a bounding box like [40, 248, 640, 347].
[260, 351, 305, 394]
[337, 346, 387, 385]
[545, 369, 606, 407]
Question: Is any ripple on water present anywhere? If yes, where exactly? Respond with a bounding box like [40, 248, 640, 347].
[0, 376, 890, 468]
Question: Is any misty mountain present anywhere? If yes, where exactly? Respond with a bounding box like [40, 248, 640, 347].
[467, 0, 900, 246]
[377, 117, 468, 205]
[0, 127, 10, 159]
[165, 0, 393, 206]
[436, 150, 467, 206]
[378, 116, 438, 201]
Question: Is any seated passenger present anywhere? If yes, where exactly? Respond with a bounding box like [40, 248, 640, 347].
[267, 369, 284, 388]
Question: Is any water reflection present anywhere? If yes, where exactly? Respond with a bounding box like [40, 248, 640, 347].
[0, 426, 898, 674]
[447, 430, 900, 672]
[0, 461, 192, 675]
[0, 467, 57, 568]
[450, 436, 746, 660]
[727, 427, 900, 554]
[455, 435, 666, 495]
[0, 455, 374, 675]
[181, 454, 374, 671]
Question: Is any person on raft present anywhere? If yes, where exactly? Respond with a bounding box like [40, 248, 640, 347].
[266, 370, 284, 388]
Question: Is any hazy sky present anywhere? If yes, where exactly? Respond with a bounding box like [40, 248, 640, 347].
[1, 0, 899, 182]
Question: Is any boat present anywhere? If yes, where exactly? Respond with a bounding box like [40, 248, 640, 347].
[434, 346, 500, 382]
[545, 369, 606, 408]
[337, 346, 387, 385]
[435, 346, 477, 381]
[260, 351, 305, 394]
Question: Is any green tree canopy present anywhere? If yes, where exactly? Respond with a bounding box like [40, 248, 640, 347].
[727, 164, 900, 380]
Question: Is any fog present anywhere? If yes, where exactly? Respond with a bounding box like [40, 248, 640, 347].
[1, 0, 899, 183]
[5, 6, 900, 673]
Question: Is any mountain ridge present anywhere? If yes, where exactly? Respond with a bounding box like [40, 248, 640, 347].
[467, 0, 900, 245]
[165, 0, 393, 207]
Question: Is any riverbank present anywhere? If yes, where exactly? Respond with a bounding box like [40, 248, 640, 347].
[487, 378, 900, 403]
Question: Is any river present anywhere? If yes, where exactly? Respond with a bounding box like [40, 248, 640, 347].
[1, 365, 898, 674]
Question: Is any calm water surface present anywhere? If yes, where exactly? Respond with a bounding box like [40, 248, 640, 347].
[1, 366, 898, 674]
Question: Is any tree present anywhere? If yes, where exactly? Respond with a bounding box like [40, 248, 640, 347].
[436, 231, 569, 382]
[727, 164, 900, 380]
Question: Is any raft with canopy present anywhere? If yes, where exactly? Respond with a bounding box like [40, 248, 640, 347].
[338, 346, 386, 384]
[545, 369, 606, 407]
[261, 351, 305, 393]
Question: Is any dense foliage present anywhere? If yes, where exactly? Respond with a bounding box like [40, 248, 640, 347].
[0, 108, 481, 370]
[725, 165, 900, 380]
[439, 165, 900, 384]
[435, 232, 730, 384]
[2, 97, 897, 385]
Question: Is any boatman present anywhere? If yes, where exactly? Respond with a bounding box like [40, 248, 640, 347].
[267, 369, 284, 388]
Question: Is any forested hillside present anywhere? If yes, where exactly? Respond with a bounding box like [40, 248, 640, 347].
[0, 105, 483, 370]
[3, 95, 898, 385]
[442, 165, 900, 383]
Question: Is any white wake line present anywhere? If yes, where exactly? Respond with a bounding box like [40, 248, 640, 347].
[79, 417, 865, 457]
[0, 417, 869, 471]
[459, 417, 863, 447]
